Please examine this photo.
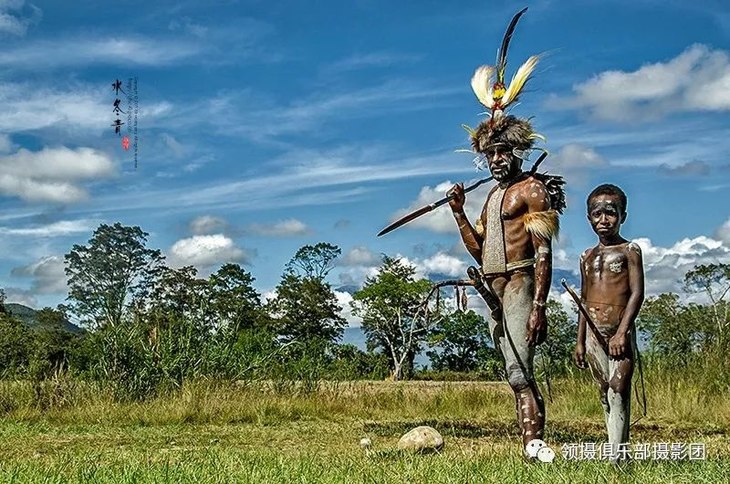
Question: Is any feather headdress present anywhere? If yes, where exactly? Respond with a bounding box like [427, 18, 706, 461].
[464, 7, 543, 159]
[470, 7, 539, 118]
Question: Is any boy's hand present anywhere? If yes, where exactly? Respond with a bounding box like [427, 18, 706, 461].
[574, 343, 587, 369]
[609, 332, 628, 358]
[526, 307, 547, 346]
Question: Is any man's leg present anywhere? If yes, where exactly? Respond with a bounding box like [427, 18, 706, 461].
[496, 272, 544, 447]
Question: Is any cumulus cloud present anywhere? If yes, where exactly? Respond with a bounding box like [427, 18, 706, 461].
[556, 44, 730, 122]
[2, 286, 37, 307]
[388, 180, 488, 234]
[418, 252, 467, 278]
[0, 147, 115, 203]
[10, 255, 67, 294]
[715, 218, 730, 246]
[246, 219, 312, 237]
[189, 215, 227, 235]
[634, 235, 730, 296]
[340, 246, 381, 267]
[0, 133, 12, 153]
[169, 234, 250, 269]
[0, 219, 97, 237]
[335, 290, 361, 327]
[549, 144, 609, 185]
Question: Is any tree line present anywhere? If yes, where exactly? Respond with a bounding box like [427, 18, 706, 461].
[1, 222, 728, 400]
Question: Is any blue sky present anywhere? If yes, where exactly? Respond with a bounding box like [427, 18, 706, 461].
[0, 0, 729, 323]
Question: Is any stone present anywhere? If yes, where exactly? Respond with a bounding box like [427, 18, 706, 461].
[397, 426, 444, 453]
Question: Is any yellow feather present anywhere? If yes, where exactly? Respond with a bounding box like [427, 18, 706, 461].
[502, 55, 540, 107]
[471, 65, 495, 109]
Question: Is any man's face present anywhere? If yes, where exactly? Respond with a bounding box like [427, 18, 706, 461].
[588, 194, 625, 238]
[483, 143, 520, 181]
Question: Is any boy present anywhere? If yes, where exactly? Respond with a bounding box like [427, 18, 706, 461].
[574, 184, 644, 456]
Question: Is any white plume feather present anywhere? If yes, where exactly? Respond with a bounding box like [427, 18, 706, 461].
[502, 55, 540, 106]
[471, 65, 495, 109]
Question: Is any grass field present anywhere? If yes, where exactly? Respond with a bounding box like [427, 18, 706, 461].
[0, 375, 728, 483]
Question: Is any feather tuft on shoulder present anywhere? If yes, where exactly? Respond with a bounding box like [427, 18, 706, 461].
[523, 210, 559, 240]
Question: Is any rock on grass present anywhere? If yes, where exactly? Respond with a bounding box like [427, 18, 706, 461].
[397, 426, 444, 453]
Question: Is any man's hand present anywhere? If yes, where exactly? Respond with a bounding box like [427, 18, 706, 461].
[608, 331, 628, 358]
[526, 306, 547, 346]
[574, 343, 587, 369]
[447, 183, 465, 213]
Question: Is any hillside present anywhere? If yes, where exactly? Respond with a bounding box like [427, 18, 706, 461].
[3, 303, 84, 334]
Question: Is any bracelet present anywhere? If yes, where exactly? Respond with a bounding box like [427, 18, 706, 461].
[533, 300, 546, 308]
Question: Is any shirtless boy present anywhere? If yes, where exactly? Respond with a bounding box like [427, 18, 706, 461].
[574, 184, 645, 453]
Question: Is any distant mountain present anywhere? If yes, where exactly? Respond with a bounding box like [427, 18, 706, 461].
[3, 303, 84, 334]
[335, 285, 359, 295]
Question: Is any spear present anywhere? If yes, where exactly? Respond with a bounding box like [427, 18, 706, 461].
[377, 151, 547, 237]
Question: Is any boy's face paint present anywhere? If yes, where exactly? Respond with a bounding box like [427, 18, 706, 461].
[588, 194, 624, 238]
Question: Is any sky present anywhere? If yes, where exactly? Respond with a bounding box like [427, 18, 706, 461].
[0, 0, 729, 325]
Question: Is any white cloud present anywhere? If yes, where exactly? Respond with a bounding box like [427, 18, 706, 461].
[10, 255, 67, 294]
[0, 0, 41, 37]
[169, 234, 250, 269]
[0, 147, 116, 203]
[189, 215, 227, 235]
[715, 218, 730, 246]
[0, 82, 174, 136]
[0, 133, 12, 153]
[418, 252, 467, 277]
[556, 44, 730, 121]
[179, 80, 461, 142]
[323, 51, 422, 75]
[335, 290, 361, 327]
[634, 235, 730, 296]
[0, 36, 201, 69]
[160, 133, 186, 157]
[551, 144, 607, 169]
[246, 219, 312, 237]
[339, 246, 381, 267]
[0, 219, 97, 237]
[2, 286, 37, 307]
[388, 180, 488, 234]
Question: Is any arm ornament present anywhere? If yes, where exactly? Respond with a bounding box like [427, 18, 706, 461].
[475, 217, 485, 236]
[523, 210, 559, 240]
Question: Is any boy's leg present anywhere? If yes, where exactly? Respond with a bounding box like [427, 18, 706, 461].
[607, 334, 635, 446]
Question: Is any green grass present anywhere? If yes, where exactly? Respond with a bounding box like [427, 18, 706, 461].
[0, 377, 728, 483]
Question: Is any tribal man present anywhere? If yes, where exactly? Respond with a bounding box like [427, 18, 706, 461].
[448, 116, 563, 451]
[446, 7, 565, 453]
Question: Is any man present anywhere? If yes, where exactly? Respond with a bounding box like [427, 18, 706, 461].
[574, 184, 644, 458]
[448, 113, 562, 450]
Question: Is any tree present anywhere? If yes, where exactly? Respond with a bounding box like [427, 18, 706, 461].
[427, 309, 494, 373]
[208, 263, 265, 331]
[285, 242, 341, 280]
[272, 272, 347, 345]
[65, 223, 164, 328]
[683, 263, 730, 345]
[351, 256, 432, 380]
[536, 299, 576, 377]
